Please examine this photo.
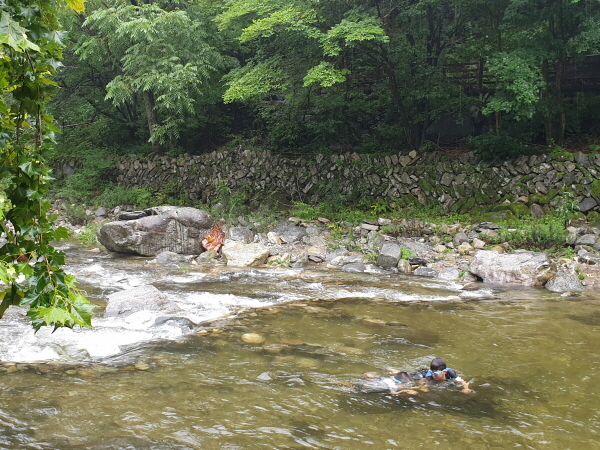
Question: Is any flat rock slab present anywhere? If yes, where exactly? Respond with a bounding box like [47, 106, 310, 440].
[470, 250, 556, 286]
[222, 240, 270, 267]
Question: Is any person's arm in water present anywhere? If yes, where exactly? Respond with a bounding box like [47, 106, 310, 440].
[455, 377, 474, 394]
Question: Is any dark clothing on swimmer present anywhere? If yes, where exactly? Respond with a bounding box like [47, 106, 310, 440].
[413, 367, 461, 382]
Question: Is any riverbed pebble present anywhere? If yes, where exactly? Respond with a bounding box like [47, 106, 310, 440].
[241, 333, 265, 344]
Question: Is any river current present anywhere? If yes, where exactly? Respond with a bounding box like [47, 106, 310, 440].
[1, 242, 599, 449]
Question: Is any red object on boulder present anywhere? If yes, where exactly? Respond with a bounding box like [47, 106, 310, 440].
[202, 222, 225, 252]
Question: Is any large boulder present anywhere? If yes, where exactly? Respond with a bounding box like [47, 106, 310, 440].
[97, 207, 213, 256]
[222, 240, 270, 267]
[105, 285, 181, 318]
[469, 250, 556, 286]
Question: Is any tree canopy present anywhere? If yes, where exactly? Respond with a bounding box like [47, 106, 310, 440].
[47, 0, 600, 156]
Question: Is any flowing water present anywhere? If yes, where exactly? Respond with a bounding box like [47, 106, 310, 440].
[1, 243, 600, 449]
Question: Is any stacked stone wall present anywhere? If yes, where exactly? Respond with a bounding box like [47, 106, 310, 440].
[108, 149, 600, 215]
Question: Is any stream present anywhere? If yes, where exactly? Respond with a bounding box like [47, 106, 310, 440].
[1, 242, 600, 449]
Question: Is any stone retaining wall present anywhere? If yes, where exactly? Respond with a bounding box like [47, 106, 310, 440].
[108, 149, 600, 215]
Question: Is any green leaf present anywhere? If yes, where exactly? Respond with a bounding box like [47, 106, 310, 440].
[0, 12, 40, 52]
[303, 62, 348, 87]
[65, 0, 86, 13]
[53, 226, 70, 241]
[36, 306, 73, 326]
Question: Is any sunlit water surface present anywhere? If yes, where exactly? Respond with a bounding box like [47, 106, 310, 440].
[1, 243, 600, 449]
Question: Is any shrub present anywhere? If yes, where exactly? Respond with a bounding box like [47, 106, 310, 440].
[467, 132, 526, 161]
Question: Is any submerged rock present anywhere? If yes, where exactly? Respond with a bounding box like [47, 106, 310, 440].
[241, 333, 265, 344]
[105, 285, 181, 318]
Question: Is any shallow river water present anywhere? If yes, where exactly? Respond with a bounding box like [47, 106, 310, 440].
[1, 243, 600, 449]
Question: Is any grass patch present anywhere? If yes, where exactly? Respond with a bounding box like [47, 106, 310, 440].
[74, 224, 102, 244]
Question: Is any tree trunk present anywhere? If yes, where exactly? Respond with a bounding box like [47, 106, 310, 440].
[542, 60, 552, 144]
[555, 60, 565, 145]
[143, 91, 157, 151]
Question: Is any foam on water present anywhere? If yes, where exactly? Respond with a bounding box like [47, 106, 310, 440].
[0, 244, 465, 363]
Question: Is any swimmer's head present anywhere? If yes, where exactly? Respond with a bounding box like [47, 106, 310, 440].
[430, 357, 447, 372]
[393, 371, 412, 384]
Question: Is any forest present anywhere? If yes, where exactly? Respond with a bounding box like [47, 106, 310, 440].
[51, 0, 600, 160]
[2, 0, 600, 328]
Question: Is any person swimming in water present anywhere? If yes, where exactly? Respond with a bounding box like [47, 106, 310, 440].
[414, 357, 474, 394]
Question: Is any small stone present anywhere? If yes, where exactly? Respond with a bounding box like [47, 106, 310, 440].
[362, 318, 387, 326]
[413, 267, 438, 277]
[241, 333, 265, 344]
[317, 217, 331, 223]
[397, 259, 412, 273]
[458, 243, 473, 255]
[491, 245, 505, 253]
[134, 362, 150, 371]
[378, 218, 392, 226]
[434, 244, 447, 253]
[472, 238, 486, 249]
[281, 339, 305, 346]
[361, 223, 379, 231]
[267, 232, 282, 245]
[257, 372, 272, 381]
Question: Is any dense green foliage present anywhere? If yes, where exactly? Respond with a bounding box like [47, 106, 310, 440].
[48, 0, 600, 167]
[0, 0, 94, 330]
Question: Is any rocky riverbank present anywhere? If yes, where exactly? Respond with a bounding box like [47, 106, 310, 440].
[62, 205, 600, 296]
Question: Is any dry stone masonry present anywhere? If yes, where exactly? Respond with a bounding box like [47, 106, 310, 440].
[109, 149, 600, 216]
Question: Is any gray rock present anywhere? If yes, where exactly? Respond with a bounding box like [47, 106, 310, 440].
[222, 241, 270, 267]
[477, 222, 500, 230]
[395, 238, 430, 255]
[118, 211, 148, 220]
[378, 242, 401, 269]
[579, 251, 600, 265]
[273, 224, 307, 243]
[453, 232, 469, 245]
[545, 272, 583, 293]
[579, 197, 597, 213]
[438, 267, 460, 280]
[575, 151, 590, 167]
[94, 207, 107, 217]
[105, 285, 180, 318]
[576, 234, 597, 245]
[229, 227, 255, 244]
[154, 251, 189, 265]
[469, 250, 556, 286]
[407, 256, 428, 266]
[291, 250, 309, 268]
[413, 267, 438, 277]
[342, 263, 367, 273]
[326, 247, 349, 264]
[98, 207, 213, 256]
[530, 204, 545, 219]
[461, 272, 479, 283]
